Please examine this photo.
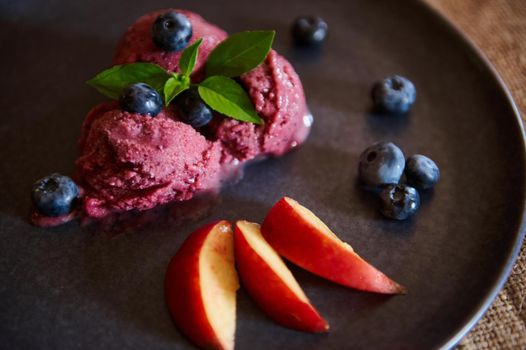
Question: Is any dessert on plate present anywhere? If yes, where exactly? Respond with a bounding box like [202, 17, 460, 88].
[31, 9, 312, 225]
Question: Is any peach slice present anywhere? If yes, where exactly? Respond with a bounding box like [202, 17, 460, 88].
[234, 220, 329, 333]
[165, 220, 239, 350]
[261, 197, 406, 294]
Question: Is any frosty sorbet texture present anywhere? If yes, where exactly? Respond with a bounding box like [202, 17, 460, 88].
[75, 9, 311, 218]
[113, 10, 227, 80]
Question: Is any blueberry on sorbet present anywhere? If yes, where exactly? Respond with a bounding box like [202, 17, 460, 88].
[31, 173, 79, 217]
[152, 11, 193, 52]
[175, 88, 213, 128]
[372, 75, 416, 114]
[119, 83, 163, 117]
[292, 16, 328, 45]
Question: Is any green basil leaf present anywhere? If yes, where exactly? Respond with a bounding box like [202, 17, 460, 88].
[164, 74, 190, 105]
[198, 76, 263, 124]
[87, 63, 171, 99]
[179, 38, 203, 76]
[206, 30, 275, 78]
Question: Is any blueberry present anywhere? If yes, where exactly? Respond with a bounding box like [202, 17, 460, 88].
[152, 11, 192, 52]
[359, 142, 405, 187]
[379, 184, 420, 220]
[405, 154, 440, 190]
[120, 83, 163, 117]
[175, 88, 213, 128]
[291, 16, 328, 45]
[31, 173, 79, 217]
[372, 75, 416, 114]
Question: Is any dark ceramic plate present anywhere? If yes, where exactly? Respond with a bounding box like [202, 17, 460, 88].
[1, 0, 525, 349]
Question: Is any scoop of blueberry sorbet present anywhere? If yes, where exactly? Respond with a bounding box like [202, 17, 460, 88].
[71, 9, 312, 219]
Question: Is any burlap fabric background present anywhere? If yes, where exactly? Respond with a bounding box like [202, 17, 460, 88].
[426, 0, 526, 348]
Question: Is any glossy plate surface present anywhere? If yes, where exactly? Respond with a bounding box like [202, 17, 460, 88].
[1, 0, 525, 349]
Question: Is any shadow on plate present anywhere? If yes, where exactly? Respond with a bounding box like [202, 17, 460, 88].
[81, 191, 222, 236]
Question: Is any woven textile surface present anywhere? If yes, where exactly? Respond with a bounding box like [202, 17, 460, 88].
[426, 0, 526, 349]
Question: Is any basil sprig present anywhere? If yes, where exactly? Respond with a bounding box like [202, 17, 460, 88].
[206, 31, 275, 77]
[87, 63, 170, 99]
[87, 31, 275, 124]
[199, 76, 262, 124]
[179, 38, 202, 76]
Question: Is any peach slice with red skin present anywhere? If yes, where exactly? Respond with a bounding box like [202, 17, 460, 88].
[234, 220, 329, 333]
[165, 220, 239, 350]
[261, 197, 406, 294]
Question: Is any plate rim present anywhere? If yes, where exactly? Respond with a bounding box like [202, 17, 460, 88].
[413, 1, 526, 349]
